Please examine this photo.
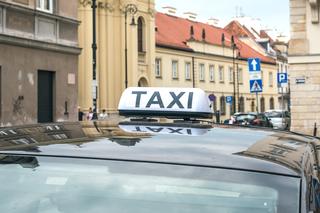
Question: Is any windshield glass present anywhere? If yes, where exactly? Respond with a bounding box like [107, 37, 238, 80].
[0, 155, 300, 213]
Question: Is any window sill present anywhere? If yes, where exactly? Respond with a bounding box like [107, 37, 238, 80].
[219, 81, 225, 84]
[155, 76, 162, 79]
[37, 7, 53, 14]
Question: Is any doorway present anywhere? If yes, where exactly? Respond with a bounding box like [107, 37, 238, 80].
[38, 71, 54, 123]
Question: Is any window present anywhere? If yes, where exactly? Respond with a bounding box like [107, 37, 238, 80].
[228, 67, 234, 83]
[251, 101, 255, 112]
[219, 66, 224, 82]
[37, 0, 53, 13]
[238, 68, 243, 84]
[138, 17, 144, 52]
[270, 97, 275, 110]
[185, 62, 191, 80]
[209, 65, 215, 82]
[155, 58, 161, 78]
[199, 64, 205, 81]
[213, 99, 217, 112]
[220, 96, 226, 115]
[172, 60, 179, 79]
[260, 97, 265, 113]
[261, 70, 264, 86]
[269, 72, 273, 87]
[239, 97, 245, 112]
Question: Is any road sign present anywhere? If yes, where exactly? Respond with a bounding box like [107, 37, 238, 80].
[248, 58, 261, 72]
[277, 73, 288, 84]
[226, 96, 233, 104]
[250, 80, 263, 93]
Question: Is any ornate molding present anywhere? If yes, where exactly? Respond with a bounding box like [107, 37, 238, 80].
[309, 0, 319, 23]
[79, 0, 114, 12]
[148, 8, 155, 17]
[79, 0, 92, 7]
[98, 2, 114, 12]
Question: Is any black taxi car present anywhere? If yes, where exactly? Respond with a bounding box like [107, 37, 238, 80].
[0, 87, 320, 213]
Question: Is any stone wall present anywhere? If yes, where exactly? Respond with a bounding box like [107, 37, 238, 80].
[289, 0, 320, 136]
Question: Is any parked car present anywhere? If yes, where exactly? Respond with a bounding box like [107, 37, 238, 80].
[264, 110, 291, 130]
[234, 112, 273, 128]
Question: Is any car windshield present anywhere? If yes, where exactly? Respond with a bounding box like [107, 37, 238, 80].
[0, 156, 300, 213]
[235, 114, 256, 121]
[265, 111, 284, 118]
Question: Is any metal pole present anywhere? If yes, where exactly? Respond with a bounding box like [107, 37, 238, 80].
[281, 86, 284, 119]
[236, 63, 240, 112]
[256, 92, 259, 113]
[233, 46, 236, 114]
[124, 12, 128, 88]
[91, 0, 98, 113]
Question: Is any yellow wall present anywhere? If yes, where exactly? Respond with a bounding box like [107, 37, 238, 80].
[78, 0, 155, 113]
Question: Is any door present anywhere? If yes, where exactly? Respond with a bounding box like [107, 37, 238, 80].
[38, 71, 54, 123]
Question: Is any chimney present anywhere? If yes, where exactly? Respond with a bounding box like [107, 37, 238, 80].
[162, 6, 177, 16]
[183, 12, 197, 21]
[207, 18, 220, 27]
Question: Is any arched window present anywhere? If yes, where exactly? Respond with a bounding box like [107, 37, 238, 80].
[213, 99, 217, 112]
[138, 77, 148, 87]
[220, 96, 226, 115]
[137, 17, 144, 52]
[260, 97, 265, 113]
[251, 101, 255, 112]
[239, 97, 245, 112]
[270, 97, 275, 110]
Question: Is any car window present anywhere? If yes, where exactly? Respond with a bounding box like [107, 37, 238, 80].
[0, 156, 300, 213]
[265, 111, 283, 118]
[235, 114, 256, 121]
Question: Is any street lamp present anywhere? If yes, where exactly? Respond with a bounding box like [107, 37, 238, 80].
[124, 4, 138, 88]
[91, 0, 98, 116]
[231, 35, 237, 114]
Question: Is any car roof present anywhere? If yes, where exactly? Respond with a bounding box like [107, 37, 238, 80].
[0, 121, 317, 178]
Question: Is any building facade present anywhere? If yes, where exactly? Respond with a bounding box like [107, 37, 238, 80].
[289, 0, 320, 135]
[78, 0, 281, 121]
[78, 0, 155, 113]
[0, 0, 80, 126]
[155, 11, 280, 121]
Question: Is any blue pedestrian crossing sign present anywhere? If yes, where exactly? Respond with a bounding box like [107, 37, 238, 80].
[226, 96, 233, 104]
[248, 58, 261, 72]
[250, 80, 263, 93]
[277, 73, 288, 84]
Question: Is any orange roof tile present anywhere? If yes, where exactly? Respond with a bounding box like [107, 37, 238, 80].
[155, 12, 275, 64]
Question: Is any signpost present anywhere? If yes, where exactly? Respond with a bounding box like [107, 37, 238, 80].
[277, 72, 288, 120]
[226, 96, 233, 105]
[248, 58, 262, 113]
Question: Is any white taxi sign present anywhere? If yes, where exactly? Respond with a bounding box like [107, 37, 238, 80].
[118, 87, 212, 118]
